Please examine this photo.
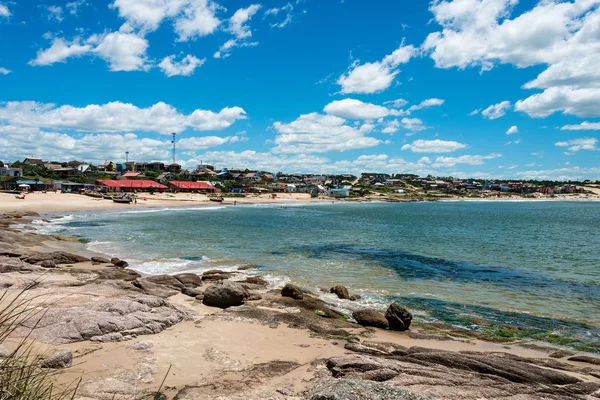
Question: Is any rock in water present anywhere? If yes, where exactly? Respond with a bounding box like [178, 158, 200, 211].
[203, 281, 248, 308]
[385, 304, 412, 331]
[281, 283, 304, 300]
[330, 285, 350, 300]
[352, 309, 389, 329]
[41, 350, 72, 369]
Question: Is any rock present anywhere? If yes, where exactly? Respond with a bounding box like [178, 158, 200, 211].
[330, 285, 350, 300]
[41, 350, 72, 369]
[307, 379, 433, 400]
[201, 272, 232, 281]
[349, 295, 362, 301]
[145, 274, 185, 290]
[174, 273, 202, 287]
[19, 251, 53, 264]
[40, 260, 56, 268]
[133, 279, 179, 298]
[91, 268, 141, 281]
[181, 287, 204, 297]
[203, 281, 249, 308]
[49, 251, 90, 264]
[385, 304, 412, 331]
[202, 269, 229, 276]
[237, 264, 257, 271]
[91, 256, 110, 264]
[281, 283, 304, 300]
[153, 392, 167, 400]
[549, 350, 576, 358]
[240, 276, 269, 287]
[245, 293, 262, 301]
[110, 257, 120, 264]
[195, 294, 204, 301]
[113, 260, 129, 268]
[567, 355, 600, 365]
[352, 309, 389, 329]
[0, 256, 42, 273]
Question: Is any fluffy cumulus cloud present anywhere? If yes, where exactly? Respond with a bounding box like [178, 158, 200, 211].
[512, 166, 600, 181]
[506, 125, 518, 135]
[46, 5, 64, 22]
[0, 67, 10, 75]
[401, 139, 468, 153]
[555, 137, 598, 152]
[271, 113, 381, 153]
[159, 54, 205, 77]
[0, 4, 10, 17]
[213, 4, 261, 58]
[423, 0, 600, 118]
[431, 153, 502, 167]
[92, 32, 150, 71]
[561, 121, 600, 131]
[0, 101, 246, 134]
[481, 100, 511, 120]
[323, 99, 397, 119]
[401, 118, 426, 132]
[29, 38, 92, 66]
[178, 136, 234, 150]
[337, 43, 416, 94]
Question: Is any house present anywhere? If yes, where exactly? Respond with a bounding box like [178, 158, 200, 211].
[124, 162, 136, 171]
[285, 184, 297, 193]
[197, 164, 214, 171]
[121, 172, 142, 179]
[54, 167, 79, 178]
[98, 161, 115, 172]
[44, 163, 63, 171]
[78, 164, 91, 174]
[327, 188, 350, 198]
[157, 172, 176, 184]
[147, 162, 165, 172]
[96, 180, 168, 193]
[134, 162, 148, 173]
[0, 166, 22, 177]
[539, 186, 555, 194]
[168, 181, 220, 193]
[167, 163, 182, 173]
[216, 171, 233, 180]
[23, 158, 44, 166]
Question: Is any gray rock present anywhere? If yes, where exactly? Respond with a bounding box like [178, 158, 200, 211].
[113, 260, 129, 268]
[0, 256, 42, 273]
[307, 379, 434, 400]
[203, 281, 249, 308]
[145, 274, 185, 290]
[174, 273, 202, 287]
[181, 287, 204, 297]
[567, 355, 600, 365]
[40, 259, 56, 268]
[385, 304, 412, 331]
[330, 285, 350, 300]
[349, 295, 362, 301]
[133, 279, 179, 298]
[202, 273, 232, 281]
[91, 256, 111, 264]
[237, 264, 258, 271]
[49, 251, 90, 264]
[353, 310, 389, 329]
[41, 350, 72, 369]
[281, 283, 304, 300]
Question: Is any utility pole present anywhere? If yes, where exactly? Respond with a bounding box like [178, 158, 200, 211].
[171, 133, 176, 164]
[125, 151, 129, 163]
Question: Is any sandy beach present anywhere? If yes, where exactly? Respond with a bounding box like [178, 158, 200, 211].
[1, 211, 600, 399]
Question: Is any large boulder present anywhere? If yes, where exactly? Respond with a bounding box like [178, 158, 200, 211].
[49, 251, 90, 264]
[0, 256, 42, 273]
[281, 283, 303, 300]
[352, 309, 389, 329]
[203, 281, 249, 308]
[174, 273, 202, 287]
[41, 350, 72, 369]
[40, 260, 56, 268]
[330, 285, 350, 300]
[91, 256, 111, 264]
[384, 304, 412, 331]
[145, 274, 185, 290]
[133, 279, 179, 298]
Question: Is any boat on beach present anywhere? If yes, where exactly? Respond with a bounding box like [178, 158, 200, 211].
[209, 196, 224, 203]
[112, 195, 132, 204]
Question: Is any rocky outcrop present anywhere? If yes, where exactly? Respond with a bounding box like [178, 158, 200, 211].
[20, 251, 89, 265]
[352, 310, 389, 329]
[145, 274, 185, 290]
[182, 287, 204, 297]
[281, 283, 304, 300]
[40, 260, 56, 268]
[385, 304, 412, 331]
[41, 350, 72, 369]
[133, 279, 179, 298]
[567, 355, 600, 365]
[203, 281, 249, 308]
[91, 256, 111, 264]
[330, 285, 350, 300]
[202, 270, 233, 281]
[174, 273, 202, 287]
[0, 256, 43, 273]
[307, 379, 433, 400]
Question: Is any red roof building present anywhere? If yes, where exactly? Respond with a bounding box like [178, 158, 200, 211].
[168, 181, 220, 193]
[121, 172, 141, 178]
[96, 180, 168, 192]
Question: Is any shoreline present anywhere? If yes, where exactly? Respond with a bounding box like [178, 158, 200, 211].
[1, 211, 600, 399]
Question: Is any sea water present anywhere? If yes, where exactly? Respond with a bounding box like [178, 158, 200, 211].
[37, 201, 600, 351]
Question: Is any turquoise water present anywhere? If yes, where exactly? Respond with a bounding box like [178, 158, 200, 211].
[40, 201, 600, 351]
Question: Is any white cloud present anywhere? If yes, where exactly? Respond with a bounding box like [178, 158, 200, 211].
[46, 5, 64, 22]
[92, 32, 150, 72]
[0, 101, 246, 134]
[323, 99, 394, 119]
[401, 139, 468, 153]
[213, 39, 258, 59]
[0, 67, 10, 75]
[561, 121, 600, 131]
[506, 125, 518, 135]
[229, 4, 261, 39]
[512, 166, 600, 181]
[337, 43, 416, 94]
[272, 113, 381, 153]
[384, 98, 408, 108]
[468, 108, 481, 116]
[173, 0, 221, 41]
[381, 119, 400, 134]
[29, 38, 92, 66]
[159, 54, 205, 77]
[408, 98, 445, 111]
[555, 137, 598, 152]
[110, 0, 187, 33]
[481, 100, 511, 119]
[265, 3, 294, 28]
[66, 1, 86, 15]
[423, 0, 600, 118]
[178, 136, 233, 150]
[0, 4, 10, 17]
[401, 117, 426, 132]
[431, 153, 502, 167]
[514, 87, 600, 118]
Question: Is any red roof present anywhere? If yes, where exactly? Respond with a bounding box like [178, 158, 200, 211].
[97, 180, 168, 189]
[121, 172, 141, 177]
[168, 181, 218, 190]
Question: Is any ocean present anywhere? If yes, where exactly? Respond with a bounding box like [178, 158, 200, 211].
[36, 201, 600, 352]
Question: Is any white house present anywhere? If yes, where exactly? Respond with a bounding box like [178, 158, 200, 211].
[327, 188, 350, 198]
[0, 166, 22, 177]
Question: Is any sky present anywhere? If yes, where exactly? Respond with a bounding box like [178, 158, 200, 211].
[0, 0, 599, 180]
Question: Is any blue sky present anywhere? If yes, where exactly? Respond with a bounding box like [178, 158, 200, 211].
[1, 0, 599, 180]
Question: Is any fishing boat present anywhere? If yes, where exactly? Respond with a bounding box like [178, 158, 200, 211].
[209, 196, 224, 203]
[112, 195, 132, 204]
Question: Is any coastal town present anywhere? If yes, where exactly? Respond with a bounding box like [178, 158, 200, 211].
[1, 156, 599, 201]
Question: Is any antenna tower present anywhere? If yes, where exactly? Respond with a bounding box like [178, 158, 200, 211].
[171, 133, 176, 164]
[125, 151, 129, 163]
